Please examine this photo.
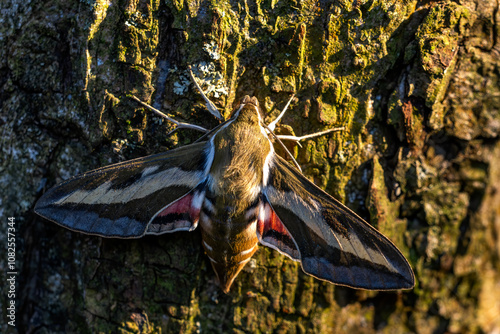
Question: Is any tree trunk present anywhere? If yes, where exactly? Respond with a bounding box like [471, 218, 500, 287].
[1, 0, 499, 332]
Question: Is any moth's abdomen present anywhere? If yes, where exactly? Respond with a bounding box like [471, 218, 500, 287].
[199, 197, 259, 293]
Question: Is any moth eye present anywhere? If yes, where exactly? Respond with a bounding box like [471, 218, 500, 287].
[250, 96, 259, 107]
[242, 95, 252, 104]
[322, 208, 349, 239]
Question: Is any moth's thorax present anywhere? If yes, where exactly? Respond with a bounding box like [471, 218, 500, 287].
[208, 96, 270, 214]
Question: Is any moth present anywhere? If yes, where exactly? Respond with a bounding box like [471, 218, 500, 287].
[35, 70, 414, 293]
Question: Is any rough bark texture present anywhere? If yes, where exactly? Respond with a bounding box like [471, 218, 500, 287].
[1, 0, 499, 333]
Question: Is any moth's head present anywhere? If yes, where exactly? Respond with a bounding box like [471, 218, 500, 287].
[231, 95, 263, 124]
[240, 95, 259, 108]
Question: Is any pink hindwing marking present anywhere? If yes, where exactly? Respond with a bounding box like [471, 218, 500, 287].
[147, 191, 204, 234]
[157, 194, 193, 217]
[257, 203, 300, 261]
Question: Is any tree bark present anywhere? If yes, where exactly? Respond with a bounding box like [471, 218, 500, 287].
[1, 0, 499, 333]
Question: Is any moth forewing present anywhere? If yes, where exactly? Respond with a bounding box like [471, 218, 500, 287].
[34, 142, 210, 238]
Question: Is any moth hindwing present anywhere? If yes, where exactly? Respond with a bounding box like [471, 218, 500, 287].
[36, 83, 414, 293]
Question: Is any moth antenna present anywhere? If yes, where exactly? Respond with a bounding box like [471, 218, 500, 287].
[263, 123, 302, 172]
[130, 95, 208, 133]
[188, 65, 224, 120]
[267, 94, 295, 131]
[276, 127, 345, 142]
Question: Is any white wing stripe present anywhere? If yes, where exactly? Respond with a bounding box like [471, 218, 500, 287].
[54, 168, 203, 205]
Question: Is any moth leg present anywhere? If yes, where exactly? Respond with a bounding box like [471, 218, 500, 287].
[263, 94, 344, 172]
[268, 127, 345, 172]
[276, 127, 345, 143]
[188, 66, 223, 120]
[267, 94, 295, 131]
[130, 96, 209, 133]
[266, 94, 345, 142]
